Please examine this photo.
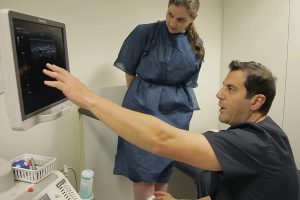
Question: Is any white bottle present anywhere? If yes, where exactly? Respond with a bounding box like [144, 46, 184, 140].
[79, 169, 94, 199]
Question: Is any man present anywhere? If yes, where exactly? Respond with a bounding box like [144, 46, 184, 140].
[43, 60, 298, 200]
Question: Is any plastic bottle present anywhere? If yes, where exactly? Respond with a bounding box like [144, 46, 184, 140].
[79, 169, 94, 199]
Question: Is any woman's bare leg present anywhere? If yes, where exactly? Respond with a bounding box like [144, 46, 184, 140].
[155, 182, 168, 192]
[133, 182, 155, 200]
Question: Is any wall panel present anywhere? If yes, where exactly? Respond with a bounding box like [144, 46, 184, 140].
[283, 0, 300, 167]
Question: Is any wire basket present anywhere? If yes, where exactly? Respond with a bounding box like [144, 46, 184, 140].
[9, 154, 56, 183]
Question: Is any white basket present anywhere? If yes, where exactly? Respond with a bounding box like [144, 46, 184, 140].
[9, 154, 56, 183]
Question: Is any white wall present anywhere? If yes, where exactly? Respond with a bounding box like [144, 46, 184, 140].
[283, 0, 300, 167]
[222, 0, 289, 125]
[1, 0, 298, 198]
[0, 0, 222, 197]
[221, 0, 300, 167]
[190, 0, 223, 132]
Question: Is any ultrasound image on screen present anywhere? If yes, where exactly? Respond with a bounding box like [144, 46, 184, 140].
[30, 38, 57, 64]
[13, 19, 67, 119]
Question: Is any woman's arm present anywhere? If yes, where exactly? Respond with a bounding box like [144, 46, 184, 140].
[125, 73, 136, 87]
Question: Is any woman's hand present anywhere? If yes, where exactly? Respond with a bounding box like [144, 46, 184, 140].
[43, 63, 96, 109]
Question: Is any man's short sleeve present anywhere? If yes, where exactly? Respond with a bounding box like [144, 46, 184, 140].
[203, 125, 269, 178]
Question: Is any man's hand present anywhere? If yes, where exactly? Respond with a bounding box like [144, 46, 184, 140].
[43, 63, 96, 109]
[153, 191, 210, 200]
[154, 191, 176, 200]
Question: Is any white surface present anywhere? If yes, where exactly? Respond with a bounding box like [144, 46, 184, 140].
[0, 50, 3, 94]
[0, 157, 14, 194]
[0, 9, 9, 97]
[82, 86, 134, 199]
[0, 9, 72, 131]
[0, 170, 81, 200]
[9, 154, 56, 184]
[221, 0, 300, 167]
[0, 21, 3, 95]
[283, 0, 300, 168]
[221, 0, 289, 129]
[0, 77, 3, 95]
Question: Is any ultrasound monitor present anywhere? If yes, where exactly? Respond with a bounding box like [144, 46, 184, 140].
[0, 9, 72, 130]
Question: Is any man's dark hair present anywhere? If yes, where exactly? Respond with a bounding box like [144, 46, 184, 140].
[229, 60, 277, 115]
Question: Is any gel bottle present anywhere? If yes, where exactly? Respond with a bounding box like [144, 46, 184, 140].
[79, 169, 94, 199]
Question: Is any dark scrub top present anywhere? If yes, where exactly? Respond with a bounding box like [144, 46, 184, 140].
[113, 21, 203, 182]
[204, 117, 298, 200]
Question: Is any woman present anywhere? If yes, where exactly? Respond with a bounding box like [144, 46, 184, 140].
[113, 0, 205, 199]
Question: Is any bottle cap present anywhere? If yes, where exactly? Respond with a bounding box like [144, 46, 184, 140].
[81, 169, 94, 179]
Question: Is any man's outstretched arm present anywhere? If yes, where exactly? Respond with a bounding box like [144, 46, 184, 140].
[43, 63, 221, 171]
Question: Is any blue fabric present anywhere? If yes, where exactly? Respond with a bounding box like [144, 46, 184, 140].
[203, 117, 298, 200]
[113, 21, 202, 182]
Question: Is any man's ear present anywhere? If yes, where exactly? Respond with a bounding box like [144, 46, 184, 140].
[251, 94, 266, 111]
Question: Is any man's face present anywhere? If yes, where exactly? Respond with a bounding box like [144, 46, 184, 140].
[216, 70, 253, 125]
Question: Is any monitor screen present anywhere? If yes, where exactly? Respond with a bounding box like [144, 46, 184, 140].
[0, 9, 71, 130]
[14, 17, 68, 119]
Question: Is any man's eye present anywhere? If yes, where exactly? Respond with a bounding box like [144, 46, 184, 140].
[228, 87, 235, 92]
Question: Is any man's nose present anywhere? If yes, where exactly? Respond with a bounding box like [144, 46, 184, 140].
[216, 88, 224, 99]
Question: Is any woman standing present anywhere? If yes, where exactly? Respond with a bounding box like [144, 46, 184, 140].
[113, 0, 205, 199]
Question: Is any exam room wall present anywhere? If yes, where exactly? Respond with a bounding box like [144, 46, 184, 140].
[221, 0, 300, 168]
[0, 0, 222, 196]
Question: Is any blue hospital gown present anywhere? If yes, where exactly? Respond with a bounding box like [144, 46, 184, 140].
[113, 21, 203, 182]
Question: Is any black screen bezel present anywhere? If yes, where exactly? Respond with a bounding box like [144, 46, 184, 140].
[8, 10, 69, 120]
